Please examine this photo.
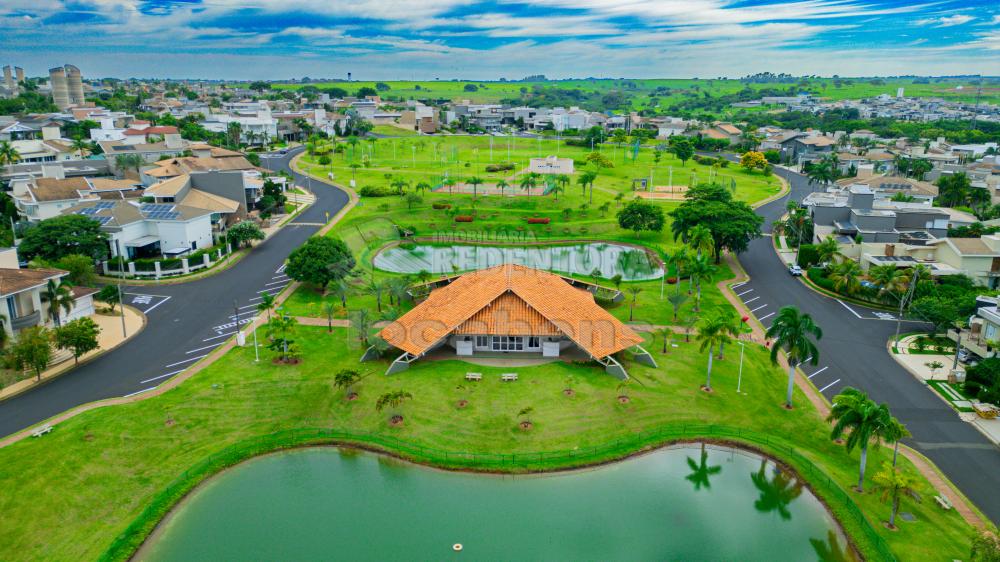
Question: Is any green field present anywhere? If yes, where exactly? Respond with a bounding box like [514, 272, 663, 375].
[276, 77, 1000, 107]
[0, 326, 975, 561]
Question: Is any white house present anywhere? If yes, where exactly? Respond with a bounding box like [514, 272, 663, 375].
[63, 200, 214, 259]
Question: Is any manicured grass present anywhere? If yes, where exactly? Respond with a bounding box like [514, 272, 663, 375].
[371, 124, 419, 137]
[0, 326, 973, 561]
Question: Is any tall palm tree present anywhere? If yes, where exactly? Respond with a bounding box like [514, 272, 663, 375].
[685, 444, 722, 490]
[42, 279, 74, 327]
[687, 254, 715, 311]
[868, 265, 909, 302]
[626, 286, 643, 321]
[751, 458, 803, 520]
[326, 279, 351, 308]
[668, 248, 691, 296]
[554, 173, 571, 195]
[466, 176, 483, 199]
[546, 176, 563, 201]
[390, 177, 410, 196]
[495, 179, 509, 198]
[365, 279, 386, 313]
[518, 172, 538, 197]
[441, 177, 456, 196]
[667, 292, 688, 322]
[697, 314, 730, 391]
[414, 181, 430, 195]
[828, 387, 893, 492]
[815, 236, 843, 267]
[70, 136, 90, 159]
[256, 291, 276, 322]
[765, 306, 822, 409]
[686, 225, 714, 259]
[886, 416, 911, 468]
[347, 135, 361, 162]
[828, 261, 862, 295]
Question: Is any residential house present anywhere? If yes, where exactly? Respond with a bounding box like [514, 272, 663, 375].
[63, 200, 214, 259]
[780, 134, 837, 165]
[12, 173, 142, 221]
[0, 247, 93, 338]
[8, 138, 75, 163]
[99, 134, 190, 173]
[144, 170, 248, 231]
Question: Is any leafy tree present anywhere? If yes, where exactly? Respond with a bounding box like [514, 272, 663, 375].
[405, 192, 423, 210]
[97, 285, 120, 312]
[672, 138, 694, 166]
[616, 199, 665, 238]
[766, 306, 822, 408]
[55, 254, 97, 286]
[19, 215, 109, 262]
[828, 387, 894, 492]
[10, 326, 53, 381]
[54, 317, 101, 364]
[463, 83, 478, 92]
[356, 86, 378, 98]
[285, 237, 355, 288]
[585, 151, 614, 169]
[970, 531, 1000, 562]
[936, 172, 972, 208]
[740, 150, 768, 172]
[41, 279, 74, 327]
[669, 183, 762, 263]
[227, 221, 265, 248]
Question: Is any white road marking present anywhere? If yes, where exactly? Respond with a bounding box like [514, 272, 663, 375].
[276, 264, 287, 274]
[131, 295, 152, 305]
[758, 311, 775, 321]
[213, 317, 255, 332]
[731, 281, 747, 289]
[749, 304, 768, 313]
[239, 304, 259, 310]
[744, 296, 760, 304]
[140, 369, 186, 384]
[123, 386, 157, 398]
[808, 366, 829, 379]
[818, 379, 841, 393]
[203, 332, 235, 341]
[144, 295, 172, 314]
[164, 355, 208, 368]
[265, 280, 288, 286]
[249, 290, 282, 301]
[736, 289, 754, 297]
[837, 299, 863, 319]
[186, 343, 221, 354]
[803, 356, 813, 364]
[272, 274, 289, 280]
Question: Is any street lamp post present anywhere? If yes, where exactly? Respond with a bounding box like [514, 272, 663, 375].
[115, 240, 126, 338]
[736, 341, 746, 393]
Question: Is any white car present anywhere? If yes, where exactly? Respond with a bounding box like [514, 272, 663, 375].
[788, 264, 803, 276]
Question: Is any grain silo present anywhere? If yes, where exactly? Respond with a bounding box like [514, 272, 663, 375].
[65, 64, 84, 106]
[14, 67, 24, 84]
[50, 66, 70, 109]
[2, 66, 12, 91]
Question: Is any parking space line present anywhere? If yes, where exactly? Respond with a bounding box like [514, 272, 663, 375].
[818, 379, 841, 393]
[808, 366, 828, 379]
[203, 332, 235, 341]
[272, 274, 289, 280]
[186, 343, 221, 354]
[836, 299, 863, 319]
[758, 311, 775, 321]
[123, 386, 157, 398]
[239, 304, 259, 310]
[144, 296, 172, 314]
[731, 281, 747, 289]
[140, 369, 185, 384]
[265, 280, 287, 286]
[749, 304, 768, 313]
[736, 289, 754, 297]
[165, 355, 208, 368]
[802, 356, 813, 364]
[744, 296, 760, 304]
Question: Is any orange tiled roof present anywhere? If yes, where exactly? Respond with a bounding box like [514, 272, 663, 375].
[380, 264, 643, 359]
[454, 292, 562, 336]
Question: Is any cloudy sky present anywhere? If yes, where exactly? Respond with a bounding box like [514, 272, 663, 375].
[2, 0, 999, 80]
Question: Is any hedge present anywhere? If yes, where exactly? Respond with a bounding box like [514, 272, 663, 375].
[454, 215, 474, 223]
[484, 162, 515, 173]
[796, 244, 820, 268]
[432, 203, 451, 210]
[359, 185, 391, 197]
[527, 217, 550, 224]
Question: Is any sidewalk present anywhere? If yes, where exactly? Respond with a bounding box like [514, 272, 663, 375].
[0, 306, 146, 402]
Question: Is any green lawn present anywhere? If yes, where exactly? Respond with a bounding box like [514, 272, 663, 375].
[0, 326, 974, 561]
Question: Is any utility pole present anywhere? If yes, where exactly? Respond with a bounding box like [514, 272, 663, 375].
[116, 240, 126, 338]
[894, 271, 920, 344]
[736, 341, 746, 393]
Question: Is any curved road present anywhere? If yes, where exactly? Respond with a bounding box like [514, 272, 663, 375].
[745, 166, 1000, 524]
[2, 148, 998, 523]
[0, 147, 349, 437]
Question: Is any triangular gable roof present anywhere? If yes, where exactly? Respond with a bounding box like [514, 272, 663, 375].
[380, 264, 643, 359]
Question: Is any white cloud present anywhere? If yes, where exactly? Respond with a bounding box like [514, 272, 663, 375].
[916, 14, 975, 27]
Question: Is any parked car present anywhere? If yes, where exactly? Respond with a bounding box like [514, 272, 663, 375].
[788, 264, 803, 276]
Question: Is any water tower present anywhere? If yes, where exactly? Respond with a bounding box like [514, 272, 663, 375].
[49, 66, 70, 109]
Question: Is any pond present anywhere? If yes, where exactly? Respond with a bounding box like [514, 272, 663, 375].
[373, 243, 664, 281]
[139, 444, 855, 561]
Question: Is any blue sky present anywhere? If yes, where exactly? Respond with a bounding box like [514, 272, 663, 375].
[1, 0, 999, 79]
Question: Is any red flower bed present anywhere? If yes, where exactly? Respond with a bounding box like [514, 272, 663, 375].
[527, 217, 551, 224]
[454, 215, 474, 223]
[666, 277, 678, 284]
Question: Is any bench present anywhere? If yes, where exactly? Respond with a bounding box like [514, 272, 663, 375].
[934, 494, 953, 510]
[500, 373, 518, 382]
[31, 424, 53, 438]
[465, 372, 483, 381]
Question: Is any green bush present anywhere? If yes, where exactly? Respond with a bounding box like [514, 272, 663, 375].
[484, 162, 515, 173]
[807, 267, 837, 292]
[359, 185, 391, 197]
[796, 244, 820, 267]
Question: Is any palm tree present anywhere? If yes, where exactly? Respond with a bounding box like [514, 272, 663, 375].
[815, 236, 843, 267]
[765, 306, 822, 409]
[226, 121, 242, 148]
[414, 181, 430, 195]
[347, 135, 361, 162]
[577, 171, 596, 198]
[390, 177, 410, 196]
[547, 176, 564, 201]
[365, 279, 386, 313]
[668, 248, 691, 296]
[872, 462, 920, 529]
[495, 179, 509, 198]
[685, 444, 722, 490]
[697, 314, 730, 391]
[326, 279, 351, 308]
[375, 390, 413, 423]
[886, 416, 910, 468]
[626, 286, 643, 321]
[256, 291, 276, 322]
[555, 173, 571, 195]
[686, 225, 714, 259]
[828, 261, 862, 295]
[442, 177, 456, 196]
[751, 458, 803, 520]
[0, 140, 21, 169]
[350, 308, 374, 346]
[687, 254, 715, 311]
[868, 265, 909, 301]
[466, 176, 483, 199]
[70, 136, 90, 159]
[42, 279, 74, 327]
[828, 386, 893, 492]
[667, 292, 688, 322]
[518, 172, 538, 197]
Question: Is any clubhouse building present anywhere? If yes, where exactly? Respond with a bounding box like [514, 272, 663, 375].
[376, 264, 655, 378]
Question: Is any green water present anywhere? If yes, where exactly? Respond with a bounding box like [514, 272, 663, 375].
[373, 243, 663, 281]
[139, 445, 855, 561]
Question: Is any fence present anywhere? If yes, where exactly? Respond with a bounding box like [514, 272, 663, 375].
[102, 244, 233, 280]
[100, 424, 895, 562]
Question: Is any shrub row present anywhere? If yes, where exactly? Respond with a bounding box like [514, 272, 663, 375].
[432, 202, 451, 210]
[454, 215, 474, 223]
[359, 185, 391, 197]
[692, 154, 730, 167]
[484, 162, 515, 173]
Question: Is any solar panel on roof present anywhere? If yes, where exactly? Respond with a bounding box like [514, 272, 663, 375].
[95, 201, 115, 209]
[95, 216, 113, 226]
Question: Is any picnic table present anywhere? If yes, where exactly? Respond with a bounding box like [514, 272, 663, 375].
[465, 372, 482, 381]
[501, 373, 518, 382]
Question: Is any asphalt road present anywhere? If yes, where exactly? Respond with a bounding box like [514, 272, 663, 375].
[743, 166, 1000, 524]
[0, 147, 349, 438]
